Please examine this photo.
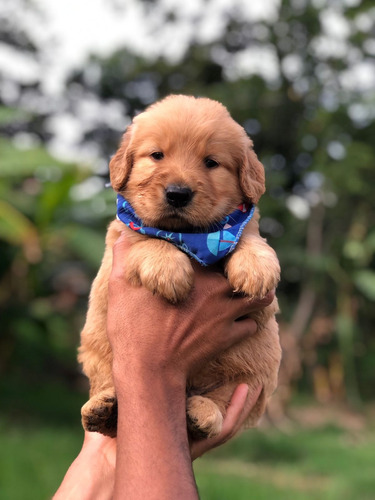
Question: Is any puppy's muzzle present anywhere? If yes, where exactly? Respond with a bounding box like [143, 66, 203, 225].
[165, 185, 194, 208]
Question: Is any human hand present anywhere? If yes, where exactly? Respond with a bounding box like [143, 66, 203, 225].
[55, 232, 273, 500]
[108, 231, 275, 386]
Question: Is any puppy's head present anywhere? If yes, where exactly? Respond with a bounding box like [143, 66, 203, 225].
[110, 95, 265, 230]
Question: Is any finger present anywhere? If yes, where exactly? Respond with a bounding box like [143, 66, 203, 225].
[219, 384, 249, 434]
[191, 384, 262, 460]
[225, 318, 258, 348]
[234, 288, 275, 312]
[246, 289, 276, 309]
[109, 232, 137, 291]
[226, 290, 275, 325]
[219, 384, 262, 439]
[190, 387, 246, 460]
[112, 231, 132, 268]
[243, 384, 263, 415]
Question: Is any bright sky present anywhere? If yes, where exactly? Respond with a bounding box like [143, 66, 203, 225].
[1, 0, 374, 97]
[28, 0, 280, 94]
[0, 0, 374, 164]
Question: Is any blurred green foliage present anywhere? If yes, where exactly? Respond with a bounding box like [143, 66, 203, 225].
[1, 1, 375, 498]
[0, 0, 375, 432]
[0, 135, 115, 422]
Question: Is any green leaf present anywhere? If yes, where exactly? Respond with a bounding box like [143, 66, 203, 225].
[364, 231, 375, 253]
[354, 270, 375, 301]
[0, 138, 78, 178]
[62, 225, 105, 268]
[0, 106, 30, 124]
[343, 240, 366, 261]
[0, 200, 41, 261]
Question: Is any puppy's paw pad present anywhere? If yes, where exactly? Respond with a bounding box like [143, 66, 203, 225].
[81, 390, 118, 437]
[187, 395, 223, 439]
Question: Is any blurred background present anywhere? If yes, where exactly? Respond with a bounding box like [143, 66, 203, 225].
[1, 0, 375, 498]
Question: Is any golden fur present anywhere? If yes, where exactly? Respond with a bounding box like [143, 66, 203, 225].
[78, 95, 281, 438]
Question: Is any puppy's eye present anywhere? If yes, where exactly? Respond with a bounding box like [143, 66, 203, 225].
[204, 157, 219, 169]
[151, 151, 164, 160]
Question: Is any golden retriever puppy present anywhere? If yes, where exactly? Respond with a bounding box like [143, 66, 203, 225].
[79, 95, 281, 439]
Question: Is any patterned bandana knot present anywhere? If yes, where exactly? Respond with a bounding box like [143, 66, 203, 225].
[116, 194, 255, 266]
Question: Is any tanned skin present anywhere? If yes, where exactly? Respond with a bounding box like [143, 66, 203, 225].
[54, 233, 273, 499]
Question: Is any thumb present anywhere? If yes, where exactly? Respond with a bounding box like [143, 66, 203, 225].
[112, 230, 132, 269]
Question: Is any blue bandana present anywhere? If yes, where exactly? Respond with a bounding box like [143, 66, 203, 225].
[116, 194, 255, 266]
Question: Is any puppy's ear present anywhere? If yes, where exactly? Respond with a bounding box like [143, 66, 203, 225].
[109, 125, 133, 192]
[239, 144, 266, 204]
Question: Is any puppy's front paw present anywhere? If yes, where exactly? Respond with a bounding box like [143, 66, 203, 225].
[226, 246, 280, 299]
[126, 240, 194, 303]
[81, 389, 117, 437]
[187, 395, 223, 439]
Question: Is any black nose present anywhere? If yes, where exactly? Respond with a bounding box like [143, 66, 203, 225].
[165, 185, 193, 208]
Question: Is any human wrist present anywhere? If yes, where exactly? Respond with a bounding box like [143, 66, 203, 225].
[112, 358, 197, 499]
[113, 359, 190, 448]
[112, 357, 187, 396]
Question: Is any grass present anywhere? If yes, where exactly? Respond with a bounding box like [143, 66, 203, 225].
[194, 423, 375, 500]
[0, 422, 82, 500]
[1, 415, 375, 500]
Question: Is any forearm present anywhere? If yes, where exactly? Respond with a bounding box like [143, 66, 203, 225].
[113, 364, 198, 500]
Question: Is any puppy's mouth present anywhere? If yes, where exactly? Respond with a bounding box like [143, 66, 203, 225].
[156, 207, 197, 231]
[153, 206, 227, 233]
